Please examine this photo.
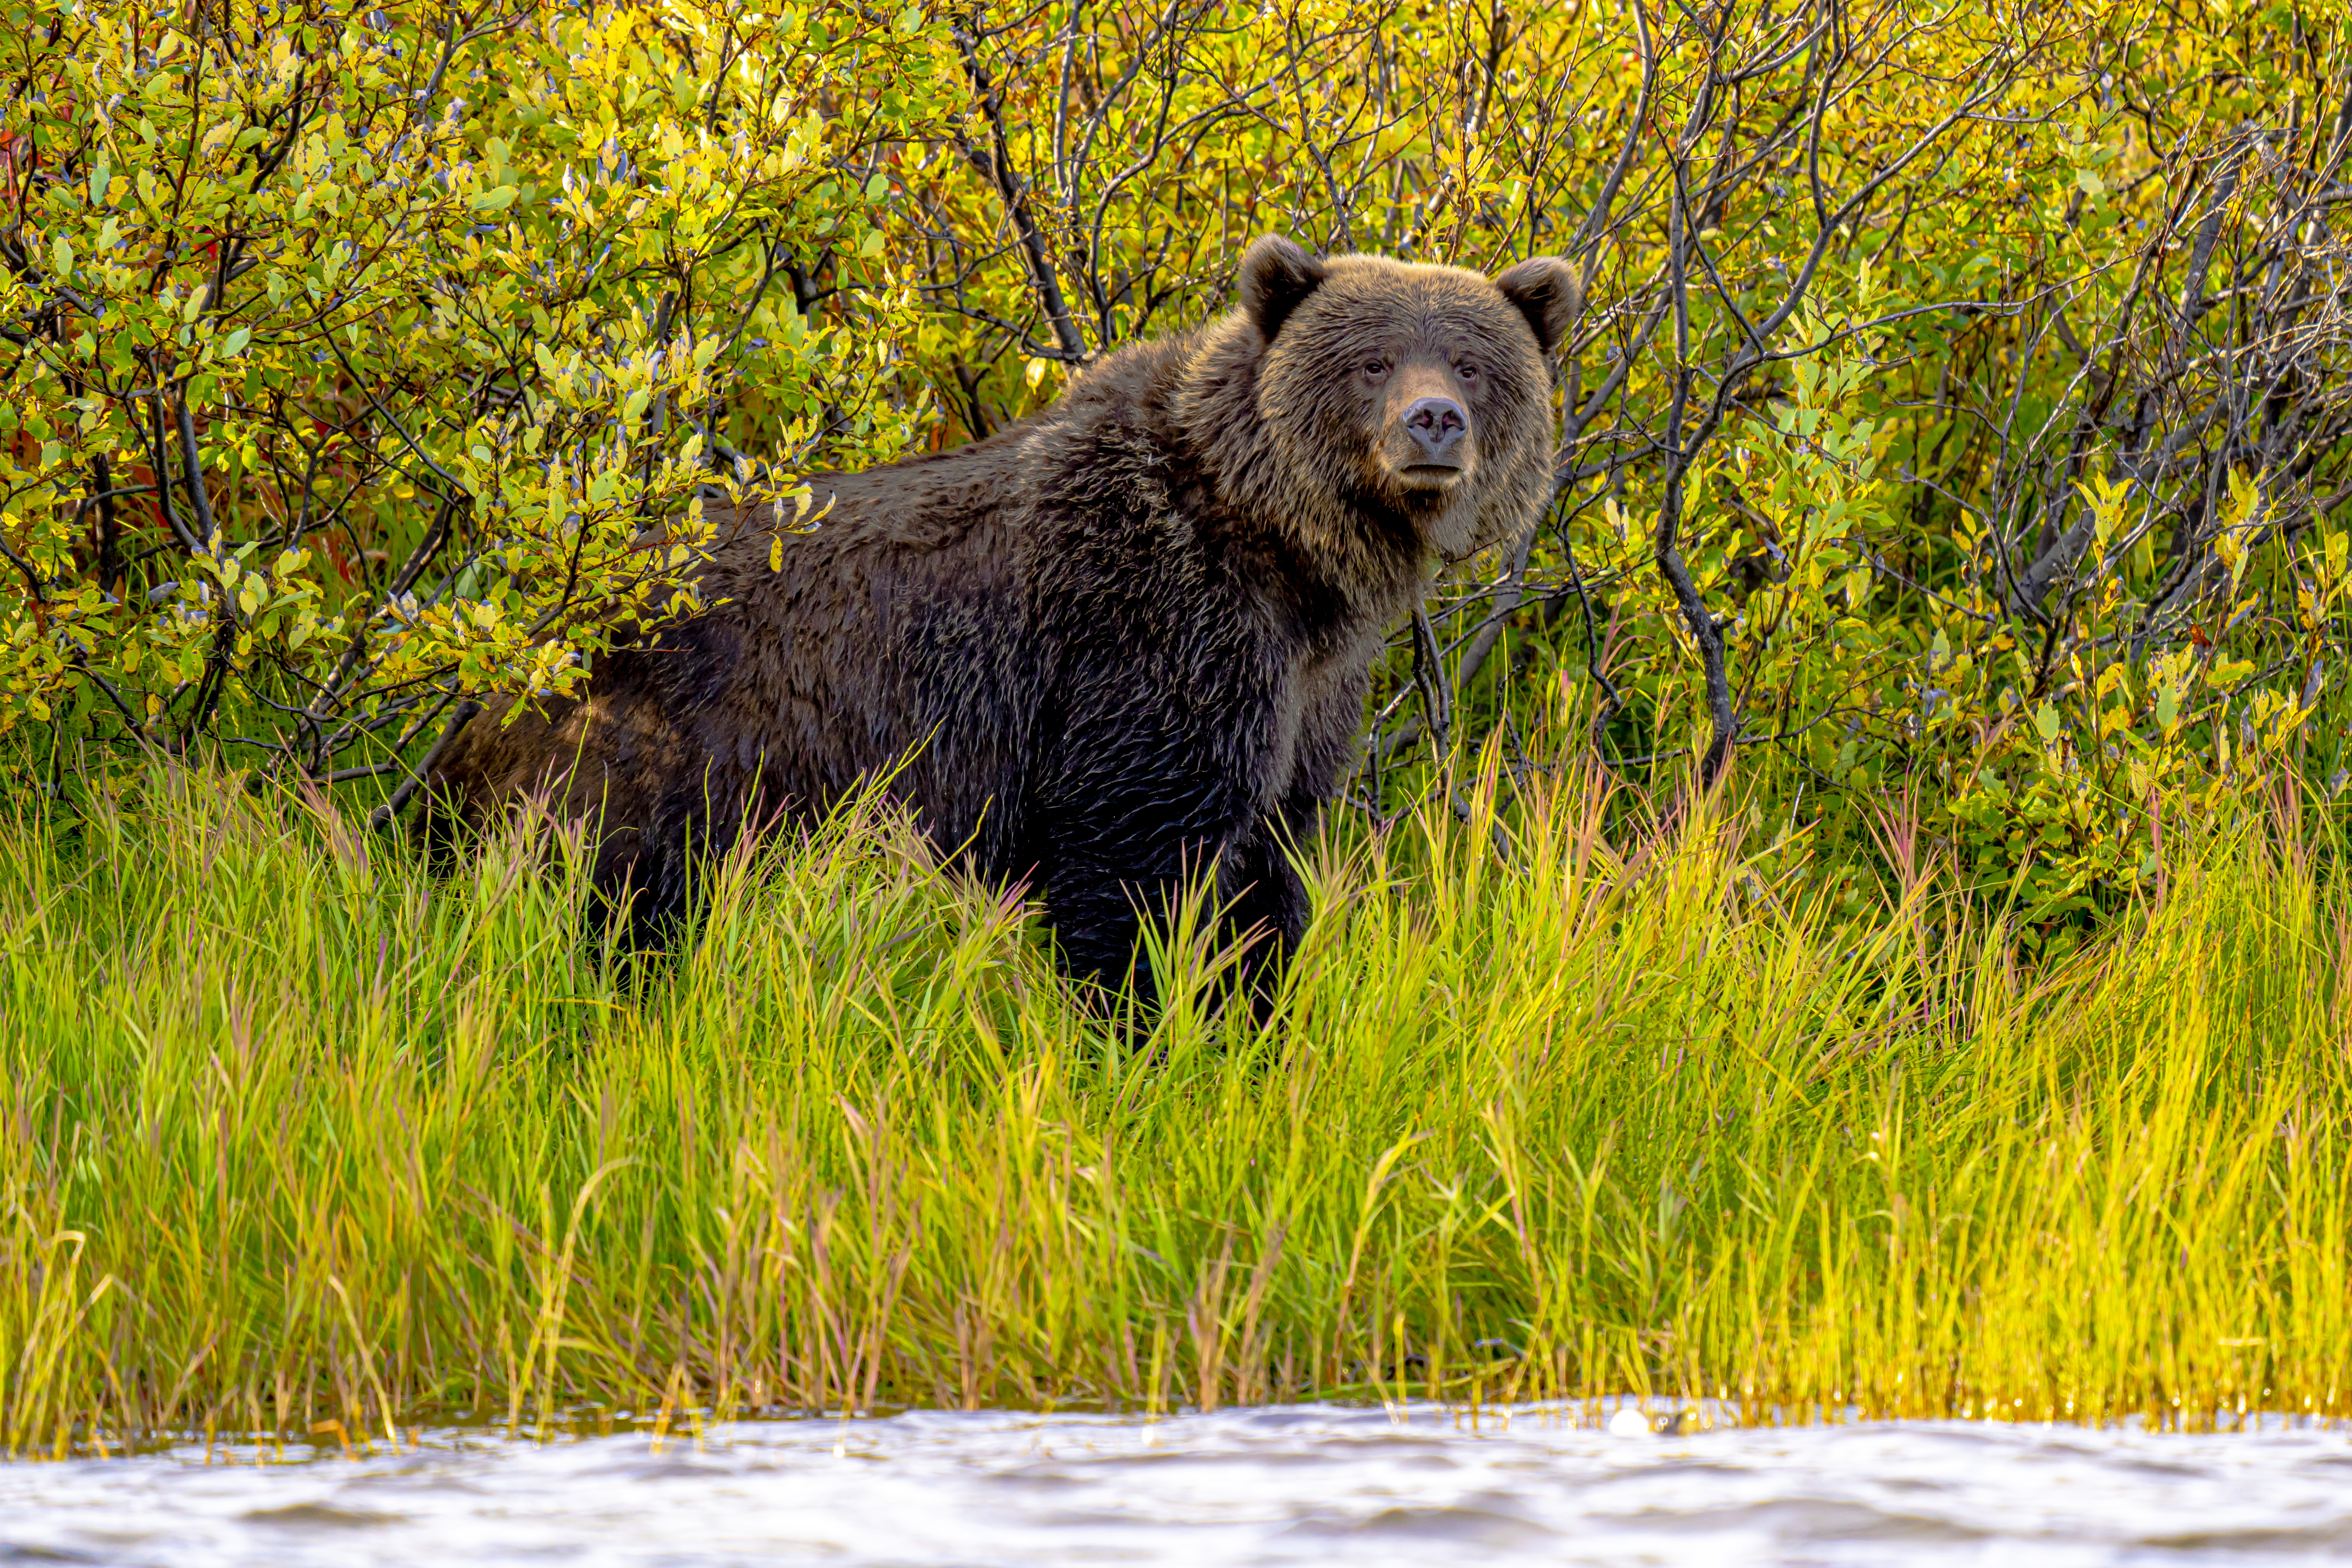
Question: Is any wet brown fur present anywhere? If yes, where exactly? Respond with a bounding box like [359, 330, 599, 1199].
[426, 237, 1576, 996]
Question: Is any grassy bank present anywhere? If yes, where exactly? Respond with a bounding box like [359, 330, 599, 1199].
[1, 754, 2347, 1457]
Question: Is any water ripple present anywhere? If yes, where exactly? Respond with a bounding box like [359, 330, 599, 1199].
[0, 1401, 2347, 1567]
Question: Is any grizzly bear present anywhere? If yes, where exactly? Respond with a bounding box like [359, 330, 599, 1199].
[426, 235, 1573, 1001]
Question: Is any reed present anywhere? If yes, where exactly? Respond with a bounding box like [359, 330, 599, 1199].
[2, 747, 2346, 1456]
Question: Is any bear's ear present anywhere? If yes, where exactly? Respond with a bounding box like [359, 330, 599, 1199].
[1239, 235, 1329, 342]
[1493, 256, 1580, 356]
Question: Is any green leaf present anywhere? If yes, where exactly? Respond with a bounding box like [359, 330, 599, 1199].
[2034, 704, 2060, 741]
[469, 185, 521, 212]
[220, 327, 251, 359]
[857, 228, 885, 258]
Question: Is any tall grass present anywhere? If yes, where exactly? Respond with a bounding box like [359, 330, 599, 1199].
[2, 748, 2347, 1456]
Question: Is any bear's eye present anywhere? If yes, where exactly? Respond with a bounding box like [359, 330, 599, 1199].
[1456, 362, 1479, 381]
[1363, 358, 1389, 378]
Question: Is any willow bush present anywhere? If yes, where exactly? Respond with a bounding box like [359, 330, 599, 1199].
[0, 0, 949, 794]
[4, 0, 2352, 1445]
[6, 1, 2348, 935]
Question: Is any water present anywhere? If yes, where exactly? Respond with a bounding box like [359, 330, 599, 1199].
[4, 1402, 2349, 1567]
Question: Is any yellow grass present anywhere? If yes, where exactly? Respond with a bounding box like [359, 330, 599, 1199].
[1, 751, 2346, 1455]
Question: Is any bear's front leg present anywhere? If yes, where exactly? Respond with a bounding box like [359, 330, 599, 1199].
[1040, 871, 1165, 1013]
[1037, 813, 1307, 1019]
[1038, 831, 1247, 1016]
[1216, 829, 1308, 1012]
[1032, 759, 1269, 1016]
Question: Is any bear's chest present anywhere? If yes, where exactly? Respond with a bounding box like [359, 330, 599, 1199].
[1260, 615, 1387, 813]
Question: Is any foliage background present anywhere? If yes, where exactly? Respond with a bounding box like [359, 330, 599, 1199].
[4, 0, 2352, 922]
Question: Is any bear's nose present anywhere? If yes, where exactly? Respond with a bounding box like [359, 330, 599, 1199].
[1402, 397, 1467, 466]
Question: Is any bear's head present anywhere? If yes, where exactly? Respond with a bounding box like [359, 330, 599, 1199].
[1181, 235, 1576, 579]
